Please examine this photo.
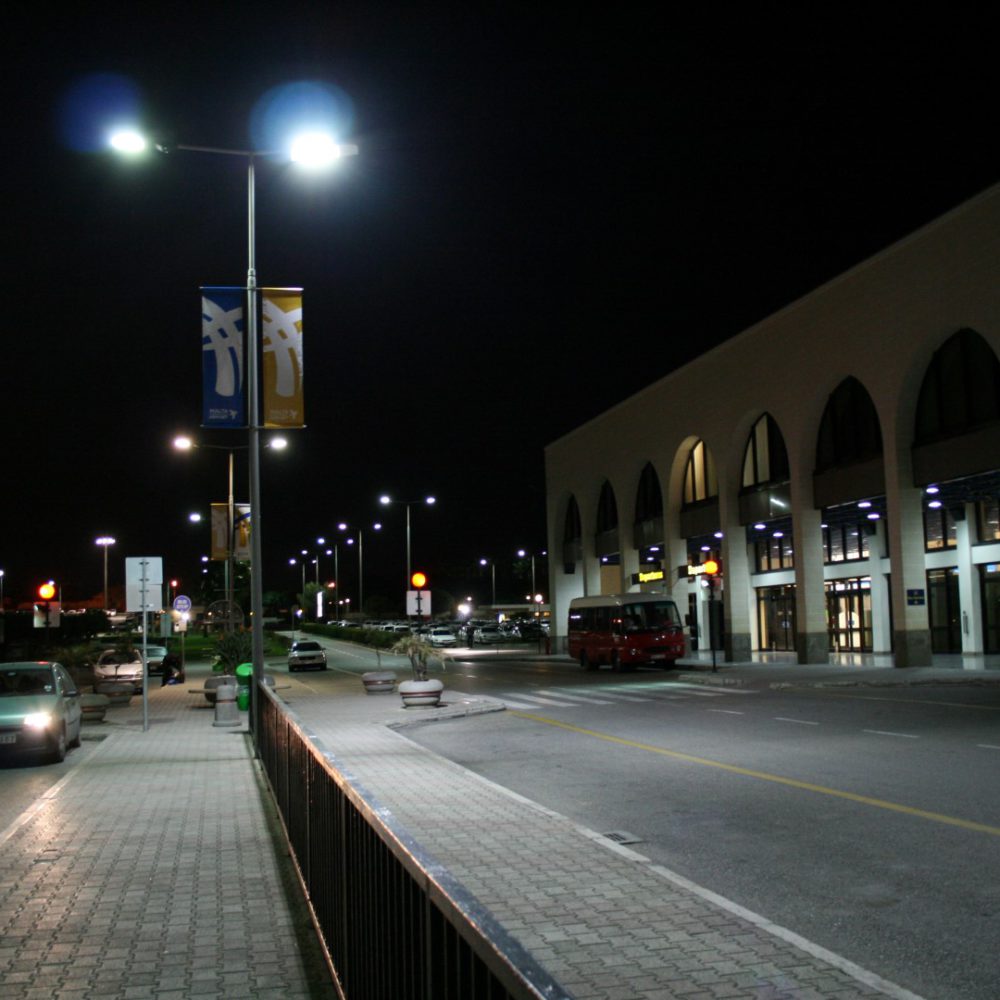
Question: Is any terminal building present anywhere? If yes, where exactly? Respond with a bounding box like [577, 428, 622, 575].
[545, 183, 1000, 667]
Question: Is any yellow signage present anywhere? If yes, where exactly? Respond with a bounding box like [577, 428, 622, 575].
[638, 569, 665, 583]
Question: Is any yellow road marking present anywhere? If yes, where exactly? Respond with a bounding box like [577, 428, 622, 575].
[509, 711, 1000, 837]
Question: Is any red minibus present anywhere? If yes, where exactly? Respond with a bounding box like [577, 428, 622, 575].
[567, 593, 685, 670]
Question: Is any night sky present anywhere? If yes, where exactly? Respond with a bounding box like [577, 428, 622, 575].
[4, 6, 999, 614]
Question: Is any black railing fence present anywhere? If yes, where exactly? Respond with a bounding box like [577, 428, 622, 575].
[258, 684, 571, 1000]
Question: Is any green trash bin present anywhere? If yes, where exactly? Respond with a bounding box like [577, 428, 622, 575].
[235, 663, 253, 711]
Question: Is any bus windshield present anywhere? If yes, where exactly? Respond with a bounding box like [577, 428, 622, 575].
[617, 601, 681, 632]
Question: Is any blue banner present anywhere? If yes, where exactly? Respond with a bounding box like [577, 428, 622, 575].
[201, 287, 246, 428]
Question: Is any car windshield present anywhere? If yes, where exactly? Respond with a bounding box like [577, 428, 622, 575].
[101, 651, 137, 664]
[294, 642, 321, 652]
[0, 669, 54, 696]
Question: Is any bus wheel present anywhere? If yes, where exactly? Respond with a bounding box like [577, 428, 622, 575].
[581, 651, 596, 671]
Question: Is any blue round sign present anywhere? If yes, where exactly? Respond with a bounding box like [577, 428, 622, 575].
[173, 595, 192, 613]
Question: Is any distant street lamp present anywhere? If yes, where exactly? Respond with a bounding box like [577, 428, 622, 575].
[95, 537, 116, 610]
[113, 124, 354, 744]
[378, 494, 436, 590]
[479, 557, 496, 607]
[339, 522, 382, 614]
[173, 434, 286, 632]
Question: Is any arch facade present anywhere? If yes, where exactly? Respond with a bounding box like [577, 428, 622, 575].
[545, 184, 1000, 667]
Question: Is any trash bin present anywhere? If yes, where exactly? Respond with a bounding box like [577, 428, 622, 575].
[235, 662, 253, 711]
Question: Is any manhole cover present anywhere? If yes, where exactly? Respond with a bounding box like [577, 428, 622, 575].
[602, 830, 643, 845]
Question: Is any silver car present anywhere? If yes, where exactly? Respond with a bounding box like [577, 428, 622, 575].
[0, 662, 82, 764]
[94, 649, 144, 692]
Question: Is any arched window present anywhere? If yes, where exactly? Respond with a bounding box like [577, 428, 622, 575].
[562, 496, 582, 573]
[683, 440, 718, 506]
[596, 481, 618, 533]
[915, 329, 1000, 444]
[816, 377, 882, 472]
[634, 463, 663, 523]
[742, 413, 789, 489]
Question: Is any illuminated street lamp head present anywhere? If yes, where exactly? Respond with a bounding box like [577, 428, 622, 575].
[95, 536, 116, 547]
[173, 435, 193, 451]
[109, 128, 147, 154]
[289, 132, 354, 168]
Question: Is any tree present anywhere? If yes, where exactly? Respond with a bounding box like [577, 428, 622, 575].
[214, 630, 252, 674]
[390, 635, 442, 681]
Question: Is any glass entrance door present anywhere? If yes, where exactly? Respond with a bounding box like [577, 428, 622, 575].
[927, 568, 961, 653]
[982, 565, 1000, 653]
[757, 585, 796, 651]
[826, 578, 873, 652]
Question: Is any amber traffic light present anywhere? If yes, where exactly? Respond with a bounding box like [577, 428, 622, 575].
[411, 571, 428, 589]
[37, 582, 56, 601]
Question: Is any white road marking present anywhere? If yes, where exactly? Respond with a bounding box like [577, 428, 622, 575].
[976, 744, 1000, 750]
[774, 717, 820, 726]
[536, 690, 615, 705]
[502, 693, 578, 708]
[707, 709, 744, 715]
[863, 729, 919, 739]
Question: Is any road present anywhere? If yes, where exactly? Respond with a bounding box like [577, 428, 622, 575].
[283, 637, 1000, 1000]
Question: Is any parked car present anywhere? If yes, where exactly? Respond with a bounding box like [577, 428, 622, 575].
[144, 644, 169, 675]
[287, 640, 327, 672]
[94, 648, 145, 692]
[429, 626, 457, 647]
[0, 662, 82, 764]
[473, 625, 505, 645]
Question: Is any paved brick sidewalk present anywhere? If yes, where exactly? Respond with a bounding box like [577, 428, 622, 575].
[0, 676, 333, 1000]
[282, 669, 922, 1000]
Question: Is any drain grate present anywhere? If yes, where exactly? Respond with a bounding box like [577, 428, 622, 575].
[601, 830, 643, 846]
[33, 851, 62, 864]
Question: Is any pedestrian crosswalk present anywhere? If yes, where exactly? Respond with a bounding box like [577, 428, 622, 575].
[497, 681, 755, 711]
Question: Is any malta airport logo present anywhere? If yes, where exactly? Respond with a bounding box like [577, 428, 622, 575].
[202, 296, 245, 415]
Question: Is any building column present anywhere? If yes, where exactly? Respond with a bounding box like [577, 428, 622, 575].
[868, 520, 893, 653]
[956, 503, 983, 653]
[884, 448, 932, 667]
[790, 484, 829, 665]
[719, 491, 752, 662]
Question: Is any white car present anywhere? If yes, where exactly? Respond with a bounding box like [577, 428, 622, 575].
[94, 649, 145, 692]
[287, 640, 327, 672]
[429, 627, 457, 647]
[473, 625, 505, 645]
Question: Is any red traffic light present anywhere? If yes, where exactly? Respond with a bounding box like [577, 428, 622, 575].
[411, 571, 428, 589]
[37, 582, 56, 601]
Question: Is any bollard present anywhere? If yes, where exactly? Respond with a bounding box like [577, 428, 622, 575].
[212, 680, 241, 727]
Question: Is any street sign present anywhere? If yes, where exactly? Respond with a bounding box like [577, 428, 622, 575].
[173, 594, 193, 613]
[406, 589, 432, 617]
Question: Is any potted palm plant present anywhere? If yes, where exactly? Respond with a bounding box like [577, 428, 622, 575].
[391, 635, 445, 707]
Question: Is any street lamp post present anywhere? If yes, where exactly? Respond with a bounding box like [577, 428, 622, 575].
[113, 127, 355, 747]
[338, 522, 381, 614]
[95, 537, 116, 610]
[378, 494, 436, 590]
[479, 558, 496, 607]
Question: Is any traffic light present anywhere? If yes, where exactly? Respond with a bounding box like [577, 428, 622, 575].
[702, 560, 719, 577]
[37, 582, 56, 601]
[411, 571, 428, 590]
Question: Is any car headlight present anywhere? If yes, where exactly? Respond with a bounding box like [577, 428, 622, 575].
[24, 712, 54, 730]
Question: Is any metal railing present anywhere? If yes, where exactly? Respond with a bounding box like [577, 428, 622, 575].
[257, 683, 571, 1000]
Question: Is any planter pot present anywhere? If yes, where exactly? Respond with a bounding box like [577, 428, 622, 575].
[398, 678, 444, 708]
[94, 682, 133, 706]
[81, 692, 110, 723]
[203, 674, 233, 705]
[362, 670, 398, 695]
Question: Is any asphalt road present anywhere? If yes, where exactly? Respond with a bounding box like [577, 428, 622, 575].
[276, 638, 1000, 1000]
[406, 660, 1000, 1000]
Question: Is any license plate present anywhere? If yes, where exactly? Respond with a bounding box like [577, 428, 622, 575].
[0, 734, 17, 745]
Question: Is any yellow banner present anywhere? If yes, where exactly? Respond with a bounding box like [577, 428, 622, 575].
[261, 288, 304, 427]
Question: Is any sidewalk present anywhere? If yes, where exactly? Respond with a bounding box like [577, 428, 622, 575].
[3, 649, 990, 999]
[0, 666, 334, 1000]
